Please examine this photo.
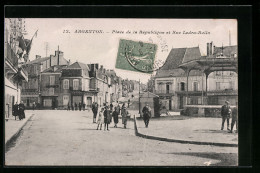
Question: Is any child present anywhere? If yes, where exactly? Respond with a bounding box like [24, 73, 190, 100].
[96, 108, 104, 130]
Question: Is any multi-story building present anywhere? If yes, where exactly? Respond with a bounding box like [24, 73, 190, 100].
[21, 50, 69, 108]
[5, 18, 28, 118]
[152, 43, 238, 111]
[60, 62, 96, 109]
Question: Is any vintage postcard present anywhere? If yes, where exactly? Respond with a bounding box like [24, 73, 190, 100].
[4, 18, 238, 166]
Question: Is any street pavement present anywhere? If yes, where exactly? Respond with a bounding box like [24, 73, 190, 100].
[137, 117, 238, 145]
[5, 110, 238, 166]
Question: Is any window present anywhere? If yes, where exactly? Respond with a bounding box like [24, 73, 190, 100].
[193, 82, 198, 91]
[63, 79, 69, 89]
[50, 76, 55, 85]
[229, 81, 234, 89]
[49, 88, 54, 95]
[34, 66, 37, 74]
[73, 79, 79, 90]
[180, 82, 185, 91]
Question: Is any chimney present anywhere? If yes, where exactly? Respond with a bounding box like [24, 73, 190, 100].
[207, 43, 210, 56]
[210, 42, 214, 55]
[95, 64, 99, 70]
[50, 55, 54, 67]
[35, 55, 41, 59]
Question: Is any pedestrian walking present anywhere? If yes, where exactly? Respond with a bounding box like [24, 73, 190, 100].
[83, 102, 86, 111]
[75, 103, 78, 111]
[121, 103, 129, 129]
[221, 101, 232, 130]
[18, 101, 25, 120]
[142, 104, 152, 128]
[112, 103, 120, 128]
[67, 102, 70, 111]
[79, 102, 82, 111]
[229, 102, 238, 133]
[104, 106, 110, 131]
[96, 108, 104, 130]
[71, 103, 74, 111]
[128, 99, 130, 108]
[92, 102, 98, 123]
[13, 102, 19, 120]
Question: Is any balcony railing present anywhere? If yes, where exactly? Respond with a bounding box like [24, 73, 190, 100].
[154, 90, 174, 94]
[22, 89, 38, 92]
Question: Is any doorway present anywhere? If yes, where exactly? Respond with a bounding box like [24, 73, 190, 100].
[179, 96, 183, 109]
[169, 99, 172, 110]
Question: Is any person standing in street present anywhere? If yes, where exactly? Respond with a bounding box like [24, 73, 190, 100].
[71, 103, 74, 111]
[92, 102, 98, 123]
[103, 106, 110, 131]
[79, 102, 82, 111]
[18, 101, 25, 120]
[112, 103, 120, 128]
[83, 102, 86, 111]
[229, 102, 238, 133]
[128, 99, 130, 108]
[96, 108, 104, 130]
[13, 102, 19, 120]
[75, 102, 78, 111]
[221, 101, 232, 130]
[121, 103, 129, 129]
[142, 104, 152, 128]
[67, 102, 70, 111]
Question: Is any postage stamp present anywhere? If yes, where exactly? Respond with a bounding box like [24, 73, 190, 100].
[115, 39, 157, 74]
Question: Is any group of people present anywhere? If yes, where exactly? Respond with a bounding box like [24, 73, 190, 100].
[67, 102, 86, 111]
[94, 102, 131, 131]
[221, 101, 238, 133]
[12, 101, 26, 120]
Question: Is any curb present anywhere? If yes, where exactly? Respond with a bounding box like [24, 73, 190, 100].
[133, 115, 238, 147]
[5, 114, 34, 146]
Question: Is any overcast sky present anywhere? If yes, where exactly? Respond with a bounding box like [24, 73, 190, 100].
[23, 18, 237, 83]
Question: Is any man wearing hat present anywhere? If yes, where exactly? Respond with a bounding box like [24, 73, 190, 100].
[221, 101, 232, 130]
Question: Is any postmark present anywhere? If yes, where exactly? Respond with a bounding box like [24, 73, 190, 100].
[115, 39, 157, 74]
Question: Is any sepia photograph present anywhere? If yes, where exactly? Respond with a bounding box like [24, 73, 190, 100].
[4, 18, 239, 166]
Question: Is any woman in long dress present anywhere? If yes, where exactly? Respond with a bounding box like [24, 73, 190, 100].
[121, 103, 129, 129]
[96, 108, 104, 130]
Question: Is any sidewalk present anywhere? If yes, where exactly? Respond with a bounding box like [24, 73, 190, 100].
[5, 110, 34, 145]
[135, 117, 238, 147]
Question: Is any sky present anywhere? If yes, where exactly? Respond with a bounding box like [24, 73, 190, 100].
[23, 18, 237, 83]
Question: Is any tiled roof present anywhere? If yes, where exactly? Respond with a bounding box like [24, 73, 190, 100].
[26, 57, 50, 64]
[41, 65, 66, 73]
[67, 62, 90, 71]
[182, 47, 201, 63]
[160, 47, 201, 70]
[160, 48, 186, 70]
[213, 45, 237, 57]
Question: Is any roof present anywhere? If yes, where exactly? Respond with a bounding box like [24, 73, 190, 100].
[160, 48, 186, 70]
[182, 47, 201, 63]
[41, 65, 66, 73]
[26, 57, 50, 65]
[213, 45, 237, 57]
[67, 62, 90, 71]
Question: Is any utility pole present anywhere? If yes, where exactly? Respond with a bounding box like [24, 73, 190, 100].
[139, 79, 141, 115]
[57, 45, 59, 65]
[44, 42, 49, 57]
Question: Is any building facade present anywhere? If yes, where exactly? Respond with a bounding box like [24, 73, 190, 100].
[152, 43, 238, 111]
[5, 18, 28, 118]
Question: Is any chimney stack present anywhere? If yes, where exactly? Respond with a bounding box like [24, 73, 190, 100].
[207, 43, 210, 56]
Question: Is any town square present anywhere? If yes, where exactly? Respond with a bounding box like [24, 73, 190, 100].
[4, 18, 238, 166]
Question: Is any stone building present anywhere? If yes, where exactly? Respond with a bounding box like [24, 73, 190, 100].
[4, 18, 28, 119]
[152, 42, 238, 111]
[21, 50, 70, 108]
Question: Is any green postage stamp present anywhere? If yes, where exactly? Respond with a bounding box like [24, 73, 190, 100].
[115, 39, 157, 74]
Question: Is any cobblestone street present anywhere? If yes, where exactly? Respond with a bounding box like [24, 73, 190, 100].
[5, 110, 238, 166]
